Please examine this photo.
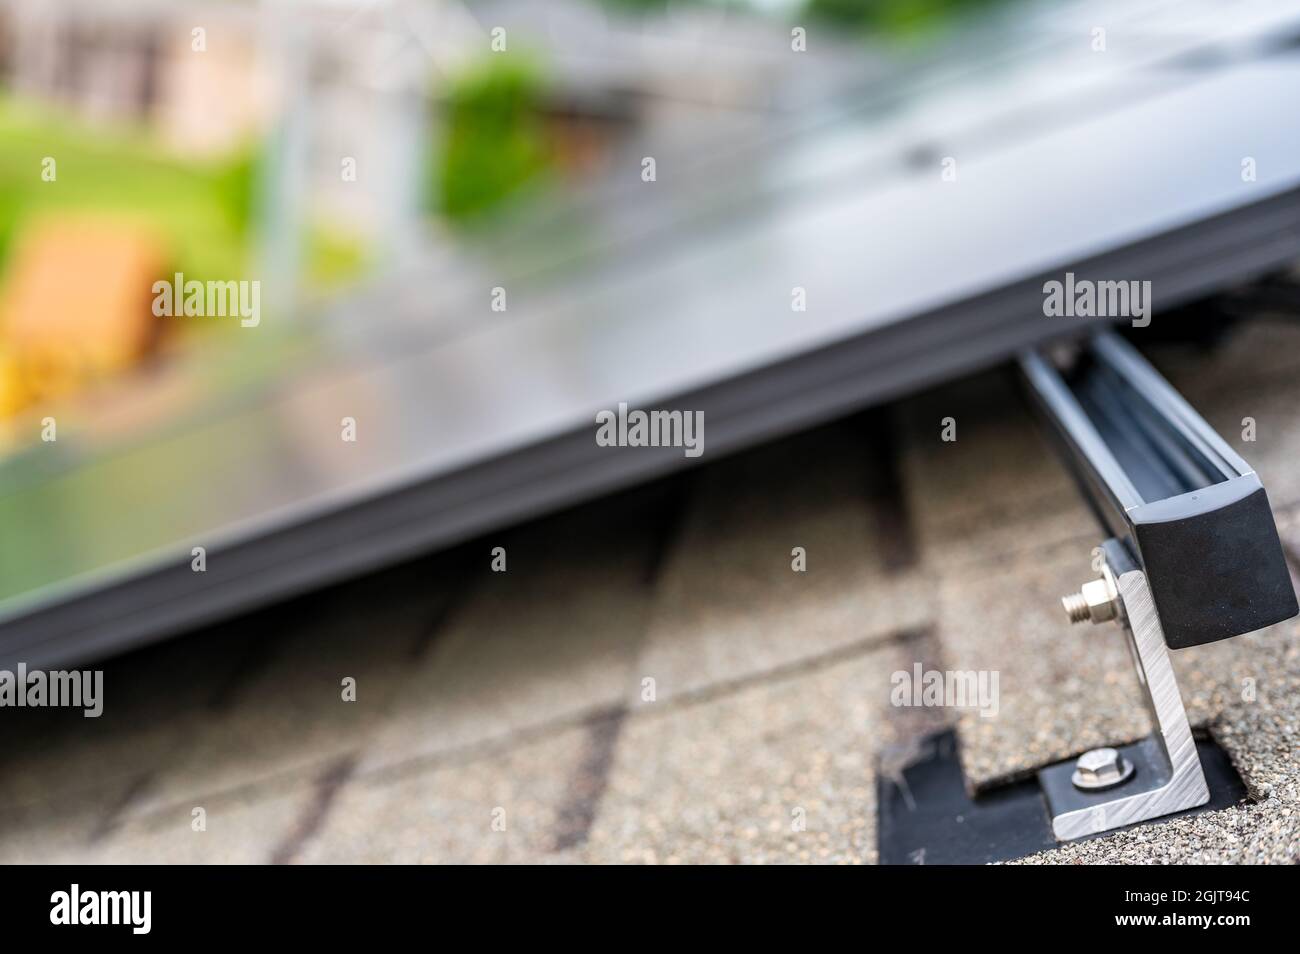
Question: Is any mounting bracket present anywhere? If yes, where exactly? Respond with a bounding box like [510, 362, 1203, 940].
[1038, 541, 1209, 839]
[1020, 330, 1297, 840]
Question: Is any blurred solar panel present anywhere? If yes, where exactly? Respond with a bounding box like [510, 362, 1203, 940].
[4, 0, 1300, 666]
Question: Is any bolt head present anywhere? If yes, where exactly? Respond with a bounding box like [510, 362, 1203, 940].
[1071, 747, 1134, 790]
[1078, 747, 1120, 774]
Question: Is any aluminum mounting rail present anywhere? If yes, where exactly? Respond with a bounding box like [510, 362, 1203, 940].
[1021, 332, 1297, 648]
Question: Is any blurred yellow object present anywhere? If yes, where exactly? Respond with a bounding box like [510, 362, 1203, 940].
[0, 346, 27, 418]
[0, 217, 167, 407]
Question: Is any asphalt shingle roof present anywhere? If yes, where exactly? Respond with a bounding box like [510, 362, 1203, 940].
[1, 320, 1297, 863]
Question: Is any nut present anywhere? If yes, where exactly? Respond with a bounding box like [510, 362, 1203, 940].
[1080, 577, 1118, 622]
[1061, 562, 1122, 625]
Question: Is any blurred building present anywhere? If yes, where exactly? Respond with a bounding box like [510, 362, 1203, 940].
[0, 0, 863, 246]
[0, 0, 263, 156]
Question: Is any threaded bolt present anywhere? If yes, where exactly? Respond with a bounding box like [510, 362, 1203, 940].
[1062, 592, 1091, 623]
[1061, 564, 1122, 625]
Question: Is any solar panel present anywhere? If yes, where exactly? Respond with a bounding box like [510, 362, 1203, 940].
[5, 2, 1300, 666]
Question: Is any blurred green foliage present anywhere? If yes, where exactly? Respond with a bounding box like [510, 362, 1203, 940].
[590, 0, 1002, 32]
[0, 98, 258, 283]
[434, 1, 1010, 223]
[304, 225, 369, 290]
[435, 58, 553, 224]
[806, 0, 1004, 33]
[0, 98, 369, 301]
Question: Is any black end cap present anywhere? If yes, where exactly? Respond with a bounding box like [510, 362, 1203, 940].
[1134, 483, 1298, 649]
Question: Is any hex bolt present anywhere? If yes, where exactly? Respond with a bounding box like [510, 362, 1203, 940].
[1071, 746, 1135, 791]
[1061, 563, 1122, 625]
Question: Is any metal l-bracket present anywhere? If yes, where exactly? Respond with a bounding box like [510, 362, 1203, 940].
[1038, 562, 1210, 840]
